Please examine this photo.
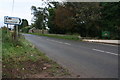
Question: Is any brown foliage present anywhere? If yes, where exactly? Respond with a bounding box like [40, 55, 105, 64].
[55, 6, 74, 31]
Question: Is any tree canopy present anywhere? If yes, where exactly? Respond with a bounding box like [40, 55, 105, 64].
[18, 19, 29, 29]
[31, 2, 120, 39]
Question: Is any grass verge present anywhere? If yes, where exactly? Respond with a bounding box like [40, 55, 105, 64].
[2, 29, 70, 78]
[29, 33, 82, 41]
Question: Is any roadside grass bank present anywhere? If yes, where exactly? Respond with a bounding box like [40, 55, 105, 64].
[27, 33, 118, 45]
[0, 29, 2, 79]
[29, 33, 82, 41]
[0, 29, 2, 60]
[2, 29, 71, 78]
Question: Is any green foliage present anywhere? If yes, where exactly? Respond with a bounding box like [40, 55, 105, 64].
[21, 27, 31, 33]
[2, 28, 70, 78]
[31, 2, 119, 39]
[31, 6, 48, 29]
[100, 2, 120, 39]
[47, 8, 61, 34]
[18, 19, 29, 30]
[2, 27, 22, 47]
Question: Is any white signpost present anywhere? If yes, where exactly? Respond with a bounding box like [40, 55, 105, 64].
[4, 16, 22, 25]
[4, 16, 22, 40]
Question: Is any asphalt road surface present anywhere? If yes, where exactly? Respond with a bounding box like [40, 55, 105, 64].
[23, 34, 118, 78]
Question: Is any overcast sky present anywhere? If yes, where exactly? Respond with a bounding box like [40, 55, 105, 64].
[0, 0, 58, 27]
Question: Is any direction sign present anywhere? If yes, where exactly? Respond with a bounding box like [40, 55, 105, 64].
[102, 31, 110, 38]
[4, 16, 22, 25]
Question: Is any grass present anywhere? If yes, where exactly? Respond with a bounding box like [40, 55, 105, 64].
[29, 33, 82, 41]
[0, 29, 2, 79]
[0, 29, 2, 60]
[2, 29, 70, 78]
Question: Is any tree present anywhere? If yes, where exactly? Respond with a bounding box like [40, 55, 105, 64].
[31, 6, 44, 29]
[53, 2, 101, 36]
[31, 2, 61, 34]
[100, 2, 120, 39]
[31, 2, 119, 39]
[18, 19, 29, 29]
[65, 2, 101, 37]
[31, 5, 49, 34]
[47, 2, 65, 34]
[54, 5, 74, 34]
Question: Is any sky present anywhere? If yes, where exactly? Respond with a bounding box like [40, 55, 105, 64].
[0, 0, 118, 28]
[0, 0, 63, 27]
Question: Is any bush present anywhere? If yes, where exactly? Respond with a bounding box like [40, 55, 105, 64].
[21, 27, 31, 33]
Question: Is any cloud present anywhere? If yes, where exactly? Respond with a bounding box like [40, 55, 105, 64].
[0, 0, 44, 27]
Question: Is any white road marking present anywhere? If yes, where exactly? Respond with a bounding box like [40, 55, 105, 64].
[37, 37, 41, 39]
[47, 39, 118, 56]
[92, 49, 105, 52]
[92, 49, 118, 56]
[64, 43, 71, 45]
[47, 39, 71, 45]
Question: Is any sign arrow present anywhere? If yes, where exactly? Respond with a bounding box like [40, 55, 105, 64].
[4, 16, 22, 25]
[19, 18, 22, 25]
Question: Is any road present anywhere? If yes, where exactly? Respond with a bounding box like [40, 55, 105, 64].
[23, 34, 118, 78]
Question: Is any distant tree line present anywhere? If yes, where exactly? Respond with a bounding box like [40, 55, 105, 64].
[31, 2, 120, 39]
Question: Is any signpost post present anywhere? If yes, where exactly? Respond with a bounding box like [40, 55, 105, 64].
[4, 16, 22, 40]
[7, 24, 8, 35]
